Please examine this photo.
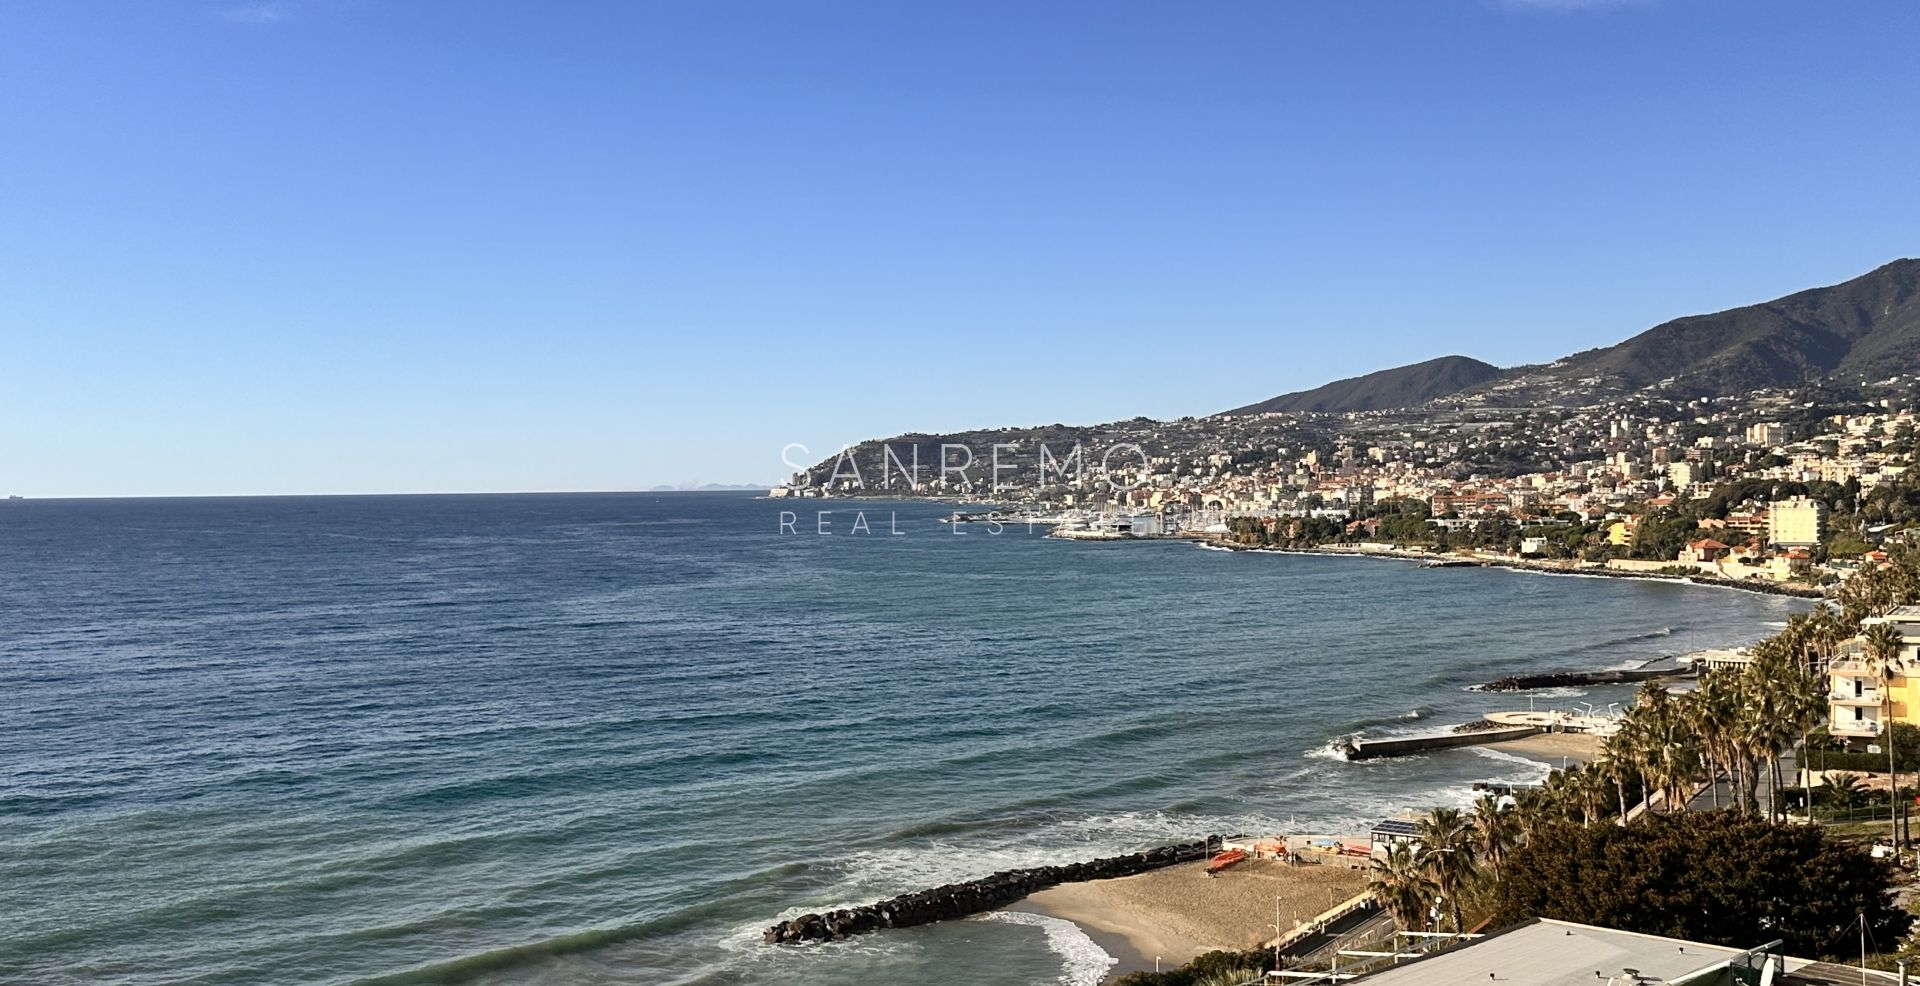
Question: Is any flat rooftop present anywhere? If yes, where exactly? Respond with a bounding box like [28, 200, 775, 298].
[1344, 919, 1750, 986]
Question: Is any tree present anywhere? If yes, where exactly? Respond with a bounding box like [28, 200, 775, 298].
[1189, 968, 1265, 986]
[1682, 674, 1740, 810]
[1823, 771, 1867, 809]
[1510, 787, 1555, 842]
[1494, 813, 1909, 958]
[1417, 808, 1476, 933]
[1598, 732, 1642, 819]
[1367, 842, 1438, 932]
[1113, 949, 1272, 986]
[1471, 794, 1514, 878]
[1624, 682, 1702, 812]
[1863, 620, 1906, 843]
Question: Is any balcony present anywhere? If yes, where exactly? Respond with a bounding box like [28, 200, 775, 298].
[1832, 718, 1883, 737]
[1830, 690, 1883, 707]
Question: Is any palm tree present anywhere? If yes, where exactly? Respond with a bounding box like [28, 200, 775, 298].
[1863, 620, 1905, 843]
[1806, 605, 1850, 674]
[1686, 675, 1739, 810]
[1416, 808, 1476, 934]
[1599, 732, 1638, 821]
[1733, 684, 1777, 816]
[1510, 787, 1553, 841]
[1570, 765, 1610, 825]
[1769, 653, 1828, 819]
[1624, 681, 1696, 813]
[1649, 707, 1702, 812]
[1367, 842, 1437, 932]
[1826, 771, 1867, 810]
[1471, 794, 1512, 877]
[1539, 768, 1574, 823]
[1735, 657, 1798, 819]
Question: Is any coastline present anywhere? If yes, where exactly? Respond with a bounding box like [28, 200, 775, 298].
[1007, 858, 1369, 981]
[803, 500, 1820, 602]
[1476, 730, 1604, 767]
[1002, 734, 1604, 984]
[1192, 540, 1827, 599]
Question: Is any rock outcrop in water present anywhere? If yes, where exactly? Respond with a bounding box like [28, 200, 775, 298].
[762, 841, 1207, 944]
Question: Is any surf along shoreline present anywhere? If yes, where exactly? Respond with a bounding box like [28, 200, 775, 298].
[1191, 538, 1826, 599]
[1001, 728, 1610, 983]
[764, 516, 1778, 983]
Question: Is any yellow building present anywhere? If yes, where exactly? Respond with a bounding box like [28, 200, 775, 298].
[1605, 519, 1635, 546]
[1829, 605, 1920, 745]
[1768, 495, 1828, 548]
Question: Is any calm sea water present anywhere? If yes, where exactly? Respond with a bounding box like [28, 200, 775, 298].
[0, 493, 1804, 986]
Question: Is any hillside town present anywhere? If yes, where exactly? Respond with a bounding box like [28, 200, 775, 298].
[779, 382, 1920, 591]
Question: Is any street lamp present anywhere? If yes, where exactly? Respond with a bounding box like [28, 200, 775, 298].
[1271, 895, 1284, 970]
[1424, 847, 1460, 935]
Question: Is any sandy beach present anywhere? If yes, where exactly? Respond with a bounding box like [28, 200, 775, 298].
[1478, 729, 1604, 767]
[1008, 857, 1369, 977]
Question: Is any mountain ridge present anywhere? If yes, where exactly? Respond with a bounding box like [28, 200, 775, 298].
[1472, 257, 1920, 404]
[1223, 257, 1920, 414]
[796, 258, 1920, 484]
[1222, 355, 1503, 415]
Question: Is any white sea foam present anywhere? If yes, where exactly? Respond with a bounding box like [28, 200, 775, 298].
[1469, 745, 1560, 776]
[1305, 740, 1356, 763]
[977, 911, 1117, 986]
[826, 808, 1295, 906]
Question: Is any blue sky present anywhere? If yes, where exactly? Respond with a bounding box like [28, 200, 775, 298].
[3, 0, 1917, 496]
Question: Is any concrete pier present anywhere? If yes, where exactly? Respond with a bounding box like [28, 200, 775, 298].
[1339, 725, 1542, 760]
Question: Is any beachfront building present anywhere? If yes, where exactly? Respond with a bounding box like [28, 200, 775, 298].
[1828, 606, 1920, 746]
[1768, 495, 1828, 549]
[1368, 817, 1421, 856]
[1679, 537, 1730, 566]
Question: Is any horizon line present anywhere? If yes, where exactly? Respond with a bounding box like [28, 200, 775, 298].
[0, 487, 777, 502]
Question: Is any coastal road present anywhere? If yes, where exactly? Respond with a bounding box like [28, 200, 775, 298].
[1684, 749, 1798, 814]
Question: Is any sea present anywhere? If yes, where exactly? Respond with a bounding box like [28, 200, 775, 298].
[0, 492, 1807, 986]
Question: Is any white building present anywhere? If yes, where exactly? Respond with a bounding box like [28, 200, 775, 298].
[1747, 421, 1786, 446]
[1340, 917, 1854, 985]
[1828, 605, 1920, 744]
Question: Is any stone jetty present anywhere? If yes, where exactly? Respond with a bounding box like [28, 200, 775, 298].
[762, 840, 1209, 944]
[1477, 666, 1688, 692]
[1338, 724, 1541, 760]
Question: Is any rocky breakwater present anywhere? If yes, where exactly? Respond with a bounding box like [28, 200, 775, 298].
[763, 840, 1208, 944]
[1477, 666, 1689, 692]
